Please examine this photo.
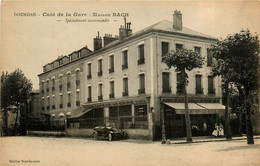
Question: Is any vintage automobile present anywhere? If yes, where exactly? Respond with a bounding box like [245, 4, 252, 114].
[93, 126, 126, 141]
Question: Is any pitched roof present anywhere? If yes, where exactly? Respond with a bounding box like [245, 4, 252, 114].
[103, 20, 216, 49]
[147, 20, 216, 39]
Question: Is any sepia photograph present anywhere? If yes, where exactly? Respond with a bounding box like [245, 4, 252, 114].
[0, 1, 260, 166]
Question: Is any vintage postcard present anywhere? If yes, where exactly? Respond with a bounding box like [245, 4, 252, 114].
[1, 1, 260, 166]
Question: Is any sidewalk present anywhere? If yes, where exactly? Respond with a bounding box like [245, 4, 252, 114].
[169, 135, 260, 144]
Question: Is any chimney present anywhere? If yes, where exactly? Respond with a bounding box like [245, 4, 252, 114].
[103, 34, 119, 46]
[173, 10, 182, 31]
[94, 31, 102, 51]
[119, 17, 132, 40]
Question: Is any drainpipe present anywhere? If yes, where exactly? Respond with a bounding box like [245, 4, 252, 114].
[156, 33, 159, 117]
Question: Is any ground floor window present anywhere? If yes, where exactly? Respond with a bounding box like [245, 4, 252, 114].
[75, 108, 105, 129]
[68, 104, 148, 129]
[108, 104, 148, 129]
[163, 104, 225, 138]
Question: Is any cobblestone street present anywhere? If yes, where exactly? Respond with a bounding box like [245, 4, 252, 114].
[0, 136, 260, 166]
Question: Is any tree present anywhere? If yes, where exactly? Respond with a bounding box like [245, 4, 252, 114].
[162, 48, 205, 142]
[1, 69, 32, 135]
[211, 29, 259, 144]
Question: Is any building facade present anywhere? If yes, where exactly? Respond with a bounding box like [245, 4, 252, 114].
[38, 11, 225, 140]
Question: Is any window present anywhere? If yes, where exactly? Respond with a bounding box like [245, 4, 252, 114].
[60, 95, 63, 108]
[122, 77, 128, 96]
[47, 98, 50, 110]
[176, 73, 182, 94]
[110, 81, 115, 98]
[207, 49, 213, 66]
[119, 105, 132, 116]
[46, 80, 49, 96]
[52, 95, 55, 109]
[88, 86, 92, 102]
[109, 55, 114, 73]
[135, 105, 147, 117]
[98, 59, 103, 76]
[59, 76, 63, 92]
[138, 74, 145, 94]
[52, 78, 55, 92]
[176, 44, 183, 50]
[208, 76, 215, 94]
[134, 105, 148, 129]
[41, 98, 45, 111]
[76, 71, 80, 88]
[98, 83, 103, 101]
[87, 63, 92, 79]
[41, 82, 44, 95]
[122, 50, 128, 70]
[67, 93, 71, 107]
[109, 106, 118, 118]
[162, 42, 169, 56]
[76, 91, 80, 106]
[138, 44, 145, 65]
[162, 72, 171, 93]
[195, 47, 201, 54]
[67, 73, 71, 91]
[196, 75, 203, 94]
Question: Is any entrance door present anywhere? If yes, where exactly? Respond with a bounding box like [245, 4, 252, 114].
[164, 107, 185, 139]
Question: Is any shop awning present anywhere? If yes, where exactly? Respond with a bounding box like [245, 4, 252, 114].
[68, 107, 92, 119]
[164, 102, 226, 115]
[196, 103, 226, 115]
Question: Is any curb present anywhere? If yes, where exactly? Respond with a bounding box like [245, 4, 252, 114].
[170, 136, 260, 144]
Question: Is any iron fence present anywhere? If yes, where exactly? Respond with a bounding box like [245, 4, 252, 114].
[68, 116, 148, 129]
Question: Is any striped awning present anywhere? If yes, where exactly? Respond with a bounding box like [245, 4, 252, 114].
[164, 102, 226, 114]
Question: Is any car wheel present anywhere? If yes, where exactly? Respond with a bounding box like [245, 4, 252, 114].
[108, 133, 113, 141]
[93, 132, 98, 140]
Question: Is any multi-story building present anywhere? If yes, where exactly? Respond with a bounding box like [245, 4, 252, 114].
[38, 47, 92, 127]
[38, 11, 225, 140]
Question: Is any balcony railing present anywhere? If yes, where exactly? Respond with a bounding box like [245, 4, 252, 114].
[76, 101, 80, 106]
[208, 89, 216, 94]
[138, 58, 145, 65]
[196, 88, 204, 94]
[98, 95, 103, 101]
[87, 74, 92, 79]
[122, 64, 128, 70]
[122, 92, 128, 96]
[109, 68, 114, 73]
[67, 102, 71, 107]
[138, 89, 145, 94]
[88, 97, 92, 102]
[109, 93, 115, 99]
[98, 71, 103, 76]
[162, 87, 171, 93]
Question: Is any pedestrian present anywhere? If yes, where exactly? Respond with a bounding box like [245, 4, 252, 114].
[219, 123, 224, 136]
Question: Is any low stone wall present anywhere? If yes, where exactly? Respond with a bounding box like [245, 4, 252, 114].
[66, 128, 93, 138]
[66, 128, 150, 140]
[27, 128, 150, 140]
[27, 130, 66, 137]
[124, 129, 150, 140]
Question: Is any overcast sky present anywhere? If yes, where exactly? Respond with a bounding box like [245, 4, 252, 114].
[1, 1, 259, 90]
